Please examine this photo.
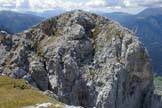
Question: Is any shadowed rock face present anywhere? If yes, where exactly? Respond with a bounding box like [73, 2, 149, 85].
[0, 10, 157, 108]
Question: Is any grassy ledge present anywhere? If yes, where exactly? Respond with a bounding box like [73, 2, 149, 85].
[0, 76, 63, 108]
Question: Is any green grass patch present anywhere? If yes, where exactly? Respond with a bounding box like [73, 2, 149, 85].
[154, 75, 162, 92]
[0, 76, 63, 108]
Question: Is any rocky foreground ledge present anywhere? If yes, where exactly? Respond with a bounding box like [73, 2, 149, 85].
[0, 10, 162, 108]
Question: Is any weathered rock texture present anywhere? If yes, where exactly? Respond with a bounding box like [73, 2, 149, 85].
[0, 10, 160, 108]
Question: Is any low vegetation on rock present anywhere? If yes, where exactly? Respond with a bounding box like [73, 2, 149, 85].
[0, 76, 63, 108]
[154, 75, 162, 95]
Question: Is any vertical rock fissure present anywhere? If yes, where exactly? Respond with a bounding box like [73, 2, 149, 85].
[115, 73, 119, 108]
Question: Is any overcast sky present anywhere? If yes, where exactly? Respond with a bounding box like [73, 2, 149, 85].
[0, 0, 162, 14]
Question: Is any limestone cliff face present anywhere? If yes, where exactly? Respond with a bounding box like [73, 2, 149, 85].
[0, 10, 156, 108]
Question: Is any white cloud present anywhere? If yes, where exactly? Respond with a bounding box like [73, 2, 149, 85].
[86, 0, 107, 7]
[122, 0, 162, 7]
[0, 0, 161, 13]
[0, 0, 108, 11]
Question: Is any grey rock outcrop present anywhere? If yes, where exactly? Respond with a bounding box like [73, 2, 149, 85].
[30, 60, 49, 91]
[10, 67, 27, 78]
[0, 10, 160, 108]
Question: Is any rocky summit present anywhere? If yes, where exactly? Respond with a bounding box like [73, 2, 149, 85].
[0, 10, 161, 108]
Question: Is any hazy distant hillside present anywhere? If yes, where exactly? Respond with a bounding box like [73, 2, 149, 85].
[104, 8, 162, 75]
[138, 7, 162, 17]
[0, 11, 44, 34]
[27, 8, 65, 18]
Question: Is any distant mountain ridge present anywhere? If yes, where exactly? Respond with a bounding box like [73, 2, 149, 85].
[0, 11, 44, 34]
[103, 7, 162, 75]
[27, 8, 65, 18]
[138, 7, 162, 17]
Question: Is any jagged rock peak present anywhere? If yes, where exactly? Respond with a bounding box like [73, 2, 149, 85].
[24, 10, 110, 38]
[0, 10, 157, 108]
